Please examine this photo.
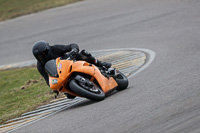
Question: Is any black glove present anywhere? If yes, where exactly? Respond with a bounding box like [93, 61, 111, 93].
[70, 48, 78, 56]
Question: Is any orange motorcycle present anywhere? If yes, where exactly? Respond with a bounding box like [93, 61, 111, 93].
[45, 51, 128, 101]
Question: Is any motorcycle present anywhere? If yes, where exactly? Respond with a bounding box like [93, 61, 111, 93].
[45, 51, 129, 101]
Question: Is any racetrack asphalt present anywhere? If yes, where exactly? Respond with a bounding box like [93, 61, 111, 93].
[1, 0, 200, 133]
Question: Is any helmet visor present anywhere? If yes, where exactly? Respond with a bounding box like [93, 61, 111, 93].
[35, 49, 49, 61]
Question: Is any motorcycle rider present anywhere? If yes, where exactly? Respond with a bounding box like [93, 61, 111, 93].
[32, 40, 111, 99]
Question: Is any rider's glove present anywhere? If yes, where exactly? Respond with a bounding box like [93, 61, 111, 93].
[70, 48, 78, 56]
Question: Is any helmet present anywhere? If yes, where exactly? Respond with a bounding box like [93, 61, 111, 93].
[32, 40, 50, 62]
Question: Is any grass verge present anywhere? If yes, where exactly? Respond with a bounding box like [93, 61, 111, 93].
[0, 67, 56, 125]
[0, 0, 82, 21]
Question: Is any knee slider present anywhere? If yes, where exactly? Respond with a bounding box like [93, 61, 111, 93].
[80, 49, 91, 57]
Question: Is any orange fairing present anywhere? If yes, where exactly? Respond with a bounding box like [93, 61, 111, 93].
[49, 57, 118, 96]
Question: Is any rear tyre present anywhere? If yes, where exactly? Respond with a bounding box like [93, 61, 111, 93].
[69, 79, 105, 101]
[114, 70, 129, 91]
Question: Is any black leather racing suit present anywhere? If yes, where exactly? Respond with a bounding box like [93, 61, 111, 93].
[37, 43, 98, 86]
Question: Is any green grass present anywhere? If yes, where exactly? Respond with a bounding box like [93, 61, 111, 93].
[0, 0, 82, 21]
[0, 67, 55, 124]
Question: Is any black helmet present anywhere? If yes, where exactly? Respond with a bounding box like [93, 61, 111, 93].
[32, 40, 50, 62]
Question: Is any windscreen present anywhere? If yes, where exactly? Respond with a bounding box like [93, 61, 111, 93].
[45, 60, 58, 77]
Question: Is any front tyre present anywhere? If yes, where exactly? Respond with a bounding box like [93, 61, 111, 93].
[114, 70, 129, 91]
[69, 78, 105, 101]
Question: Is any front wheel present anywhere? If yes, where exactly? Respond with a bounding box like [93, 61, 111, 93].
[69, 78, 105, 101]
[114, 70, 129, 91]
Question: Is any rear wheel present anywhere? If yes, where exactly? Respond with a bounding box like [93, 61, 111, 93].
[114, 70, 129, 91]
[69, 78, 105, 101]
